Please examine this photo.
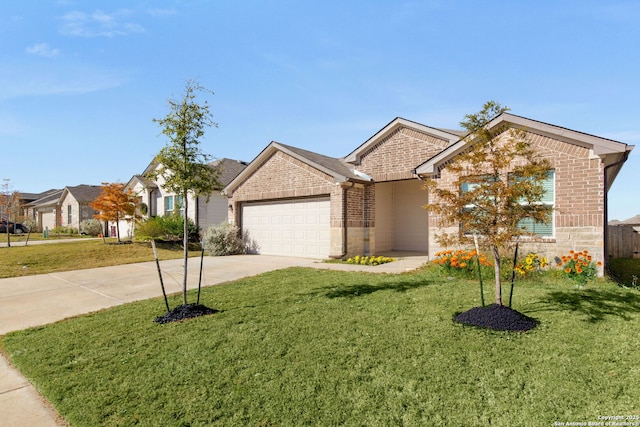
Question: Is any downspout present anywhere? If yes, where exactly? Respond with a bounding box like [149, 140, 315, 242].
[363, 185, 370, 256]
[603, 151, 630, 274]
[342, 186, 348, 259]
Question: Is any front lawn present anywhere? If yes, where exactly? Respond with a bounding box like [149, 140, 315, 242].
[0, 240, 200, 278]
[3, 268, 639, 426]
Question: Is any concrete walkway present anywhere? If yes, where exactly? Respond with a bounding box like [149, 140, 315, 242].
[0, 253, 427, 426]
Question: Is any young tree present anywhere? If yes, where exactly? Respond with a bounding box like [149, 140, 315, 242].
[151, 80, 221, 306]
[424, 101, 553, 305]
[90, 182, 140, 243]
[0, 179, 22, 247]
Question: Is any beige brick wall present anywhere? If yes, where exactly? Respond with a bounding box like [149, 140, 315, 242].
[426, 129, 606, 267]
[357, 127, 451, 181]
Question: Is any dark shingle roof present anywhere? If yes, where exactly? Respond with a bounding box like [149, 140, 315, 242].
[210, 158, 248, 187]
[276, 142, 365, 182]
[65, 185, 103, 203]
[130, 175, 158, 189]
[28, 189, 64, 207]
[619, 214, 640, 225]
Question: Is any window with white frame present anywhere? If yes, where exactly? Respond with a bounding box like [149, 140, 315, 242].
[164, 195, 184, 217]
[459, 175, 496, 235]
[515, 170, 555, 237]
[460, 171, 555, 237]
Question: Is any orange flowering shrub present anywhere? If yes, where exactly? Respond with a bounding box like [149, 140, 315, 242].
[557, 250, 601, 286]
[432, 249, 492, 276]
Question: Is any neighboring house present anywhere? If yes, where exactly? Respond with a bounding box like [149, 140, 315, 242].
[25, 189, 64, 231]
[59, 185, 103, 231]
[15, 192, 43, 221]
[23, 186, 102, 232]
[125, 158, 247, 236]
[224, 114, 633, 268]
[613, 214, 640, 227]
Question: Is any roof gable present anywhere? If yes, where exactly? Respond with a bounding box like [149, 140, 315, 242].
[27, 189, 64, 208]
[224, 142, 370, 194]
[344, 117, 461, 164]
[62, 185, 102, 204]
[210, 158, 248, 187]
[136, 157, 247, 191]
[415, 112, 634, 177]
[618, 214, 640, 225]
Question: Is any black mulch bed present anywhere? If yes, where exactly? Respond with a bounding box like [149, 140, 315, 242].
[154, 304, 219, 324]
[454, 304, 538, 331]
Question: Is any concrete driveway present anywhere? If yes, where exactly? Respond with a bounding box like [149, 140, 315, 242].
[0, 252, 427, 426]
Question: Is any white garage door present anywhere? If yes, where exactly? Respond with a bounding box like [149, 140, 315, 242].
[242, 198, 330, 258]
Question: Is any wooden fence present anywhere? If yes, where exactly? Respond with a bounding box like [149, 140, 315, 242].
[608, 225, 640, 259]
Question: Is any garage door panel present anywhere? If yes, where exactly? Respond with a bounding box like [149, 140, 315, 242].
[242, 198, 330, 258]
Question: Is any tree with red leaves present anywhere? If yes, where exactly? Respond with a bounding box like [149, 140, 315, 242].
[90, 182, 140, 243]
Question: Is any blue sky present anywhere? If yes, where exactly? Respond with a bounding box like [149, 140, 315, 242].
[1, 0, 639, 220]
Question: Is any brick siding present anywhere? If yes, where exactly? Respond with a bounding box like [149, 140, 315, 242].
[357, 127, 450, 181]
[426, 129, 606, 264]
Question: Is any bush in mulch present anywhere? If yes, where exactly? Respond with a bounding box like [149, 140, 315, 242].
[454, 304, 538, 331]
[154, 304, 219, 324]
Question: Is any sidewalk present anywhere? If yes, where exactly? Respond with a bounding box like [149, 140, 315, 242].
[0, 253, 427, 426]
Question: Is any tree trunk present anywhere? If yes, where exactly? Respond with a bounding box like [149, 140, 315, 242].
[182, 193, 189, 305]
[6, 216, 10, 248]
[116, 213, 121, 243]
[492, 244, 502, 305]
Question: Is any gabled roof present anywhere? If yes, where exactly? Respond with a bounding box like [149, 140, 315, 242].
[344, 117, 461, 164]
[415, 112, 634, 184]
[133, 157, 247, 192]
[19, 192, 43, 201]
[62, 185, 103, 203]
[20, 189, 61, 204]
[224, 141, 371, 194]
[617, 214, 640, 225]
[210, 158, 249, 187]
[28, 189, 64, 208]
[126, 174, 158, 191]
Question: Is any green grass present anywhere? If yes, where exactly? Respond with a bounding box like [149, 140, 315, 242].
[609, 258, 640, 288]
[0, 239, 200, 278]
[0, 231, 93, 242]
[3, 267, 640, 426]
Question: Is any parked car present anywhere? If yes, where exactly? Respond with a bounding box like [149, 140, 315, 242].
[0, 220, 29, 235]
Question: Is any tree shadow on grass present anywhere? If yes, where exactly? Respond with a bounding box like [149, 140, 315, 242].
[312, 278, 441, 299]
[531, 288, 640, 323]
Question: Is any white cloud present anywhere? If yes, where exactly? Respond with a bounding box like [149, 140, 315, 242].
[59, 9, 144, 37]
[25, 43, 60, 58]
